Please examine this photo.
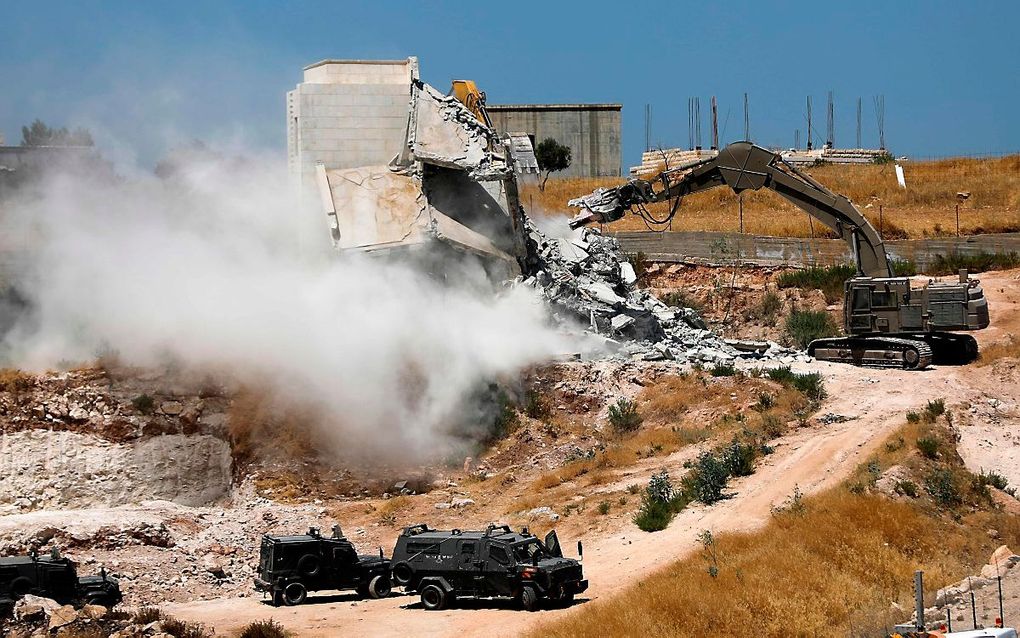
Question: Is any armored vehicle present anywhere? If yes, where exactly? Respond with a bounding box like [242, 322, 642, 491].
[254, 525, 391, 606]
[0, 549, 121, 614]
[391, 523, 587, 611]
[569, 141, 990, 370]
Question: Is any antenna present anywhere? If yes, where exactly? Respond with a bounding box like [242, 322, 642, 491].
[795, 128, 800, 149]
[743, 92, 750, 141]
[711, 96, 719, 150]
[856, 97, 862, 148]
[806, 96, 813, 150]
[695, 97, 702, 150]
[874, 94, 886, 150]
[826, 90, 834, 147]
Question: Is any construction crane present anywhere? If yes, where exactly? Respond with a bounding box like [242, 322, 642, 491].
[568, 141, 990, 370]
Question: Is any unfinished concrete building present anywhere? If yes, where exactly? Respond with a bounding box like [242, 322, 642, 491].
[485, 104, 622, 178]
[286, 58, 418, 191]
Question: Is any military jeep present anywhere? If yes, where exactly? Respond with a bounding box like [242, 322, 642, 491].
[391, 523, 587, 611]
[0, 549, 121, 615]
[254, 525, 391, 606]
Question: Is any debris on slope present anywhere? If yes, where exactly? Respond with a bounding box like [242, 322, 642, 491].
[519, 220, 805, 365]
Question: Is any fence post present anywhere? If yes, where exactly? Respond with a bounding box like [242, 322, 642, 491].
[956, 203, 960, 237]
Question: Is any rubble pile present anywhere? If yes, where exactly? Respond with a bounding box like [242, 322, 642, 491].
[520, 221, 805, 365]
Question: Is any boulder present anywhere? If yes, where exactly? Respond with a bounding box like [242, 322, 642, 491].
[48, 604, 78, 630]
[14, 594, 59, 621]
[80, 604, 108, 620]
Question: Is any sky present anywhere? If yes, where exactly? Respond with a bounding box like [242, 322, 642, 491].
[1, 1, 1018, 169]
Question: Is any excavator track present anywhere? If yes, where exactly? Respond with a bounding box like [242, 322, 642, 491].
[808, 336, 934, 370]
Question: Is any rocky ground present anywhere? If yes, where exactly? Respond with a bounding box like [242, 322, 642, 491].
[0, 267, 1018, 637]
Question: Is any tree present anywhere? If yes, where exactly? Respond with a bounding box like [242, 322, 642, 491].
[534, 137, 571, 191]
[20, 119, 94, 147]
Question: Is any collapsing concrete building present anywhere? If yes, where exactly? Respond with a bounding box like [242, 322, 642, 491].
[312, 65, 536, 280]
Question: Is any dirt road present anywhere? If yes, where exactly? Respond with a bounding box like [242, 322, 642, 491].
[166, 269, 1020, 637]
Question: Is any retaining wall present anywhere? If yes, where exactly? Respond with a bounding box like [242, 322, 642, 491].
[614, 231, 1020, 271]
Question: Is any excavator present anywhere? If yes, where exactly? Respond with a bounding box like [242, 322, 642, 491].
[568, 141, 990, 370]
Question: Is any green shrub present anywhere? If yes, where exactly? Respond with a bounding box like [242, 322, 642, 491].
[927, 251, 1020, 276]
[161, 617, 211, 638]
[683, 452, 730, 505]
[710, 363, 737, 377]
[523, 390, 551, 419]
[764, 366, 826, 401]
[634, 494, 673, 532]
[753, 392, 776, 412]
[662, 290, 702, 312]
[891, 259, 918, 276]
[597, 500, 611, 515]
[721, 439, 758, 477]
[906, 411, 921, 424]
[925, 468, 962, 507]
[976, 470, 1009, 491]
[916, 436, 940, 460]
[239, 620, 288, 638]
[609, 398, 643, 434]
[895, 480, 919, 498]
[760, 414, 786, 439]
[754, 291, 783, 321]
[790, 371, 827, 401]
[786, 310, 840, 349]
[923, 398, 946, 422]
[132, 394, 156, 415]
[777, 264, 857, 303]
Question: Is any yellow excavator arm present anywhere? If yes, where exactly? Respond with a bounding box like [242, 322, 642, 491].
[450, 79, 493, 128]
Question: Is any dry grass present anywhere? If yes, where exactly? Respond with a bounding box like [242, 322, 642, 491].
[531, 422, 1020, 638]
[0, 368, 35, 393]
[227, 387, 319, 471]
[525, 154, 1020, 238]
[978, 335, 1020, 366]
[518, 373, 809, 505]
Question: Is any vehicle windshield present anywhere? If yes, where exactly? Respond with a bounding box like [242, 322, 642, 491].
[513, 540, 548, 563]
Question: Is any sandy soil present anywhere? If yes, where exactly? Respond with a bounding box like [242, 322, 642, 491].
[161, 270, 1020, 637]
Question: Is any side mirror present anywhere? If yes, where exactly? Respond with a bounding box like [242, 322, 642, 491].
[577, 541, 583, 560]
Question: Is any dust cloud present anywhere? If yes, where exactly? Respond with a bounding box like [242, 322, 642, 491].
[0, 151, 582, 459]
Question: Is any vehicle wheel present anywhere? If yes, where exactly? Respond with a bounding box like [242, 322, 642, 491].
[283, 582, 307, 606]
[367, 575, 391, 599]
[392, 563, 413, 586]
[420, 584, 447, 611]
[520, 586, 539, 612]
[85, 592, 112, 608]
[296, 554, 321, 578]
[10, 577, 32, 599]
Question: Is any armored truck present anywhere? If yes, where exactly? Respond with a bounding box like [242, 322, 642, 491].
[0, 550, 121, 614]
[391, 523, 587, 611]
[254, 525, 391, 606]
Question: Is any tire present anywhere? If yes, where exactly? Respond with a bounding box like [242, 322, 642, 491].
[283, 582, 307, 606]
[520, 586, 539, 612]
[296, 554, 321, 578]
[420, 584, 446, 611]
[85, 592, 113, 608]
[10, 577, 32, 599]
[367, 575, 391, 599]
[392, 563, 413, 586]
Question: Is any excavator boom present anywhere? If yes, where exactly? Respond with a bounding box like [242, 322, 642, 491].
[569, 141, 891, 277]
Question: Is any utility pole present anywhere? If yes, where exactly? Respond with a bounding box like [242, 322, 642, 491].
[826, 90, 834, 148]
[695, 97, 702, 150]
[856, 97, 862, 148]
[687, 98, 694, 150]
[743, 92, 750, 141]
[711, 96, 719, 150]
[806, 96, 813, 150]
[874, 94, 886, 150]
[795, 129, 800, 150]
[644, 104, 652, 152]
